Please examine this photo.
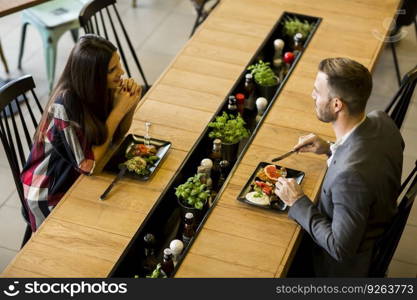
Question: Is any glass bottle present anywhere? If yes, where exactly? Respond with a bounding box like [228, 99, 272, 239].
[244, 73, 256, 111]
[142, 233, 158, 274]
[209, 139, 222, 184]
[161, 248, 174, 277]
[217, 160, 230, 188]
[227, 95, 237, 116]
[272, 39, 285, 78]
[293, 33, 303, 56]
[182, 212, 196, 244]
[235, 93, 245, 116]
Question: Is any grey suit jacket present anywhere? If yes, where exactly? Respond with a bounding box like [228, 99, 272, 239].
[288, 111, 404, 277]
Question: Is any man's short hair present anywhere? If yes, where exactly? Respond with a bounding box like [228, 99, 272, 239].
[318, 58, 373, 116]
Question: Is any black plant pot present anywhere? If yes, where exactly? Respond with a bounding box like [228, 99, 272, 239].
[221, 141, 239, 163]
[177, 197, 208, 223]
[257, 83, 279, 102]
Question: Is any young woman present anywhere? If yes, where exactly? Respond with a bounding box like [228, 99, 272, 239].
[21, 34, 141, 231]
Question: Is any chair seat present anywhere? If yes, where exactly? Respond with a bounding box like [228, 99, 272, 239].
[23, 0, 88, 29]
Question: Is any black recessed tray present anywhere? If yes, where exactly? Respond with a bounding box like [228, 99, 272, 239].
[104, 134, 171, 181]
[237, 162, 305, 211]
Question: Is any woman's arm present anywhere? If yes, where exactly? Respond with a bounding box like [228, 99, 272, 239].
[92, 83, 141, 164]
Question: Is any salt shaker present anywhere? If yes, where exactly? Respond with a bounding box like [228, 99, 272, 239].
[169, 239, 184, 266]
[255, 97, 268, 123]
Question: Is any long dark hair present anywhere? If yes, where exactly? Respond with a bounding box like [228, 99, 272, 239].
[36, 34, 117, 146]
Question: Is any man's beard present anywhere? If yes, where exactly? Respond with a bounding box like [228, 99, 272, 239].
[316, 100, 336, 123]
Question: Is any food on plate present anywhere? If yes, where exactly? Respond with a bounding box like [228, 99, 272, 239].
[244, 164, 287, 207]
[254, 180, 274, 195]
[257, 165, 286, 183]
[126, 143, 157, 158]
[122, 142, 159, 176]
[245, 191, 270, 206]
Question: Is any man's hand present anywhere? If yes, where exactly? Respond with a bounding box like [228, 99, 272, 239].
[274, 177, 304, 207]
[293, 133, 331, 155]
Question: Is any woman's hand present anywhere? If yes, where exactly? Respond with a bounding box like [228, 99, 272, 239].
[112, 78, 142, 116]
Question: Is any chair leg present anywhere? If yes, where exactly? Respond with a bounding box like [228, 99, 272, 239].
[44, 37, 57, 91]
[21, 224, 32, 248]
[18, 23, 29, 70]
[70, 28, 79, 43]
[414, 18, 417, 41]
[0, 40, 9, 74]
[390, 42, 402, 87]
[189, 15, 201, 37]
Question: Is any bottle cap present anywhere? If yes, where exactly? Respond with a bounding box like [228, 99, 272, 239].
[245, 73, 253, 79]
[144, 233, 155, 244]
[185, 212, 194, 220]
[235, 93, 245, 104]
[169, 239, 184, 254]
[201, 158, 213, 169]
[273, 39, 285, 49]
[294, 33, 303, 41]
[220, 160, 230, 168]
[163, 248, 172, 257]
[214, 138, 222, 145]
[256, 97, 268, 107]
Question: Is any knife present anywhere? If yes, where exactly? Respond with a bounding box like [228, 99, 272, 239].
[271, 150, 296, 162]
[99, 165, 127, 200]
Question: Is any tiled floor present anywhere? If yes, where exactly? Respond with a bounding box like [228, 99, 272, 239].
[0, 0, 416, 277]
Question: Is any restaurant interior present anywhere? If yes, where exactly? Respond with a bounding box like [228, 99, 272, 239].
[0, 0, 416, 278]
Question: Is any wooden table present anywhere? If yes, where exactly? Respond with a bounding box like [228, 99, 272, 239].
[0, 0, 49, 17]
[2, 0, 400, 277]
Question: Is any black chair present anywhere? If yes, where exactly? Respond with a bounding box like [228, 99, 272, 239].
[79, 0, 150, 92]
[385, 64, 417, 129]
[390, 0, 417, 86]
[189, 0, 220, 37]
[369, 160, 417, 277]
[0, 75, 44, 248]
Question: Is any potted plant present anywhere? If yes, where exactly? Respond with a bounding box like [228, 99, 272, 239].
[208, 112, 250, 162]
[247, 60, 279, 101]
[175, 173, 210, 219]
[282, 16, 313, 40]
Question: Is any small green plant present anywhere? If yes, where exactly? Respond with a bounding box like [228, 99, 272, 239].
[208, 112, 250, 144]
[175, 174, 210, 210]
[283, 16, 313, 38]
[146, 263, 167, 278]
[247, 60, 278, 87]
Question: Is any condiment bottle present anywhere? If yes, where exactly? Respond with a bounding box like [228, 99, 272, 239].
[197, 165, 212, 191]
[244, 73, 256, 111]
[293, 33, 303, 56]
[209, 139, 222, 183]
[169, 239, 184, 266]
[161, 248, 174, 277]
[142, 233, 158, 274]
[235, 93, 245, 116]
[182, 212, 196, 245]
[272, 39, 285, 76]
[217, 160, 230, 188]
[255, 97, 268, 123]
[227, 95, 238, 116]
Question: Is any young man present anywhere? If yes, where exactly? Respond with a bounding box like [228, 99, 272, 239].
[275, 57, 404, 276]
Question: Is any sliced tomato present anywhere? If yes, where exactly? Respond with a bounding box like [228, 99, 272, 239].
[262, 185, 273, 195]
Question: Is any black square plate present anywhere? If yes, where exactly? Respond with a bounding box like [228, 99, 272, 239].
[104, 134, 171, 181]
[237, 162, 305, 212]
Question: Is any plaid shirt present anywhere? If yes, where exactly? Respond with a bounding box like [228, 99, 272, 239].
[21, 97, 95, 231]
